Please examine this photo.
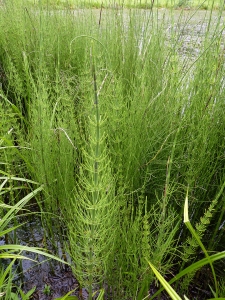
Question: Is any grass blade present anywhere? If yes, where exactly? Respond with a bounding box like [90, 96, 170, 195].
[148, 261, 182, 300]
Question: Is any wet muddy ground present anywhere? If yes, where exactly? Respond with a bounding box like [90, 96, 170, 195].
[6, 220, 79, 299]
[4, 218, 175, 299]
[10, 217, 214, 299]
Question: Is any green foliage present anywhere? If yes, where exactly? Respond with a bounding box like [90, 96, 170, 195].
[149, 197, 225, 300]
[149, 257, 225, 300]
[0, 173, 69, 299]
[66, 59, 121, 298]
[10, 287, 36, 300]
[55, 297, 79, 300]
[0, 100, 24, 180]
[43, 284, 51, 296]
[180, 197, 217, 292]
[1, 1, 225, 298]
[55, 292, 79, 300]
[149, 261, 183, 300]
[176, 0, 191, 8]
[23, 0, 224, 10]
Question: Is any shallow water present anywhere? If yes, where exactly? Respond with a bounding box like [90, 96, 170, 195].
[81, 7, 225, 65]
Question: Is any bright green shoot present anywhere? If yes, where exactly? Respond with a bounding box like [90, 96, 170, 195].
[149, 256, 225, 299]
[148, 261, 183, 300]
[184, 189, 218, 297]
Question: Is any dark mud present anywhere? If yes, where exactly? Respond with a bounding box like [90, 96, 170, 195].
[5, 220, 80, 300]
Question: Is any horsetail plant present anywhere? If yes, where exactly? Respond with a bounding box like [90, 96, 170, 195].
[66, 53, 120, 299]
[180, 194, 218, 293]
[183, 189, 218, 297]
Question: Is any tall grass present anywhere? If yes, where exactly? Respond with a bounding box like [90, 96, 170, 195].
[25, 0, 225, 10]
[1, 0, 225, 298]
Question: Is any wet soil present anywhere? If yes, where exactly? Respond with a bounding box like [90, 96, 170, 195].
[5, 220, 77, 299]
[23, 266, 79, 300]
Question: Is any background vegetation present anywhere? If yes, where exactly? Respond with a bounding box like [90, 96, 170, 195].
[25, 0, 224, 9]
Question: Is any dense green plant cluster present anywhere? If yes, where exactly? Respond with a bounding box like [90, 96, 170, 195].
[1, 0, 225, 299]
[24, 0, 225, 10]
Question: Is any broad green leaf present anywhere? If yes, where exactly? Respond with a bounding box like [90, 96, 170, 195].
[54, 288, 78, 300]
[95, 289, 104, 300]
[0, 176, 40, 185]
[19, 290, 26, 300]
[150, 251, 225, 299]
[0, 178, 7, 190]
[0, 245, 69, 265]
[0, 253, 35, 260]
[148, 261, 182, 300]
[0, 186, 43, 230]
[0, 223, 25, 237]
[9, 293, 19, 300]
[0, 259, 16, 286]
[0, 203, 29, 210]
[20, 286, 36, 300]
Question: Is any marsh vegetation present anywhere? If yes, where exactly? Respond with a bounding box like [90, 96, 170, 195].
[1, 0, 225, 299]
